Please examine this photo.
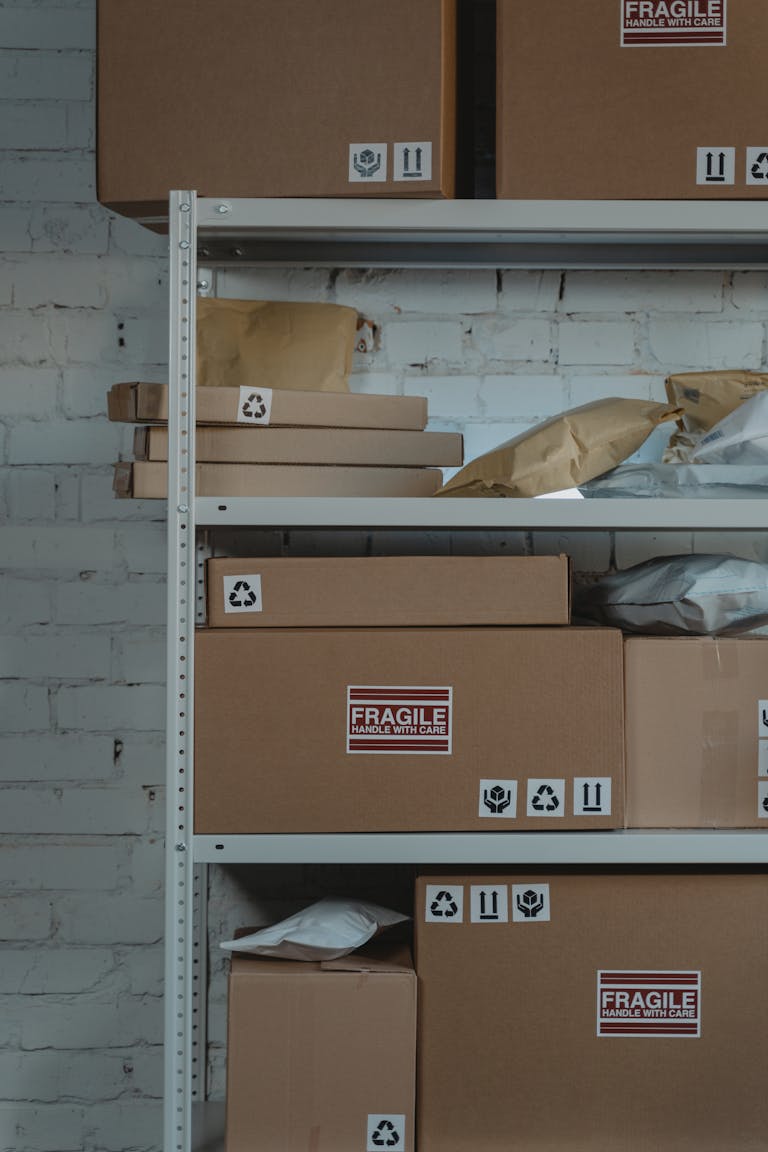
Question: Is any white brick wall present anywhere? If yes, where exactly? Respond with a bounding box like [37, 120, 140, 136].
[1, 3, 767, 1150]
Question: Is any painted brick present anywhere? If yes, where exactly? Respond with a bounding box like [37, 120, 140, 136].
[0, 1103, 87, 1152]
[402, 374, 481, 419]
[0, 844, 120, 892]
[30, 204, 109, 255]
[0, 684, 48, 732]
[560, 271, 725, 313]
[0, 895, 52, 941]
[647, 320, 765, 369]
[0, 734, 114, 783]
[0, 948, 113, 995]
[65, 101, 93, 149]
[498, 270, 562, 312]
[384, 320, 464, 365]
[211, 266, 331, 302]
[56, 685, 165, 733]
[114, 635, 166, 684]
[48, 308, 167, 367]
[60, 364, 115, 417]
[116, 526, 168, 575]
[348, 371, 400, 396]
[0, 206, 32, 253]
[0, 634, 110, 680]
[568, 374, 665, 407]
[0, 786, 159, 837]
[124, 839, 164, 898]
[0, 527, 117, 572]
[533, 531, 612, 572]
[0, 10, 95, 50]
[10, 255, 106, 308]
[4, 469, 57, 520]
[0, 309, 53, 362]
[0, 102, 67, 150]
[479, 374, 565, 419]
[0, 1047, 162, 1104]
[461, 422, 531, 465]
[0, 51, 92, 101]
[477, 317, 553, 363]
[18, 996, 162, 1050]
[55, 894, 163, 946]
[107, 213, 169, 258]
[730, 272, 768, 312]
[692, 532, 768, 563]
[614, 531, 694, 568]
[55, 580, 165, 627]
[8, 419, 124, 465]
[558, 320, 635, 366]
[0, 368, 58, 417]
[335, 268, 497, 314]
[0, 155, 94, 203]
[122, 944, 163, 997]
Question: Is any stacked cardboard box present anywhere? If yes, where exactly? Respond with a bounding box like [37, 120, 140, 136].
[194, 554, 626, 833]
[108, 381, 460, 498]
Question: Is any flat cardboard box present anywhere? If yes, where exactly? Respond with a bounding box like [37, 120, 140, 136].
[497, 0, 768, 199]
[113, 461, 443, 499]
[226, 941, 416, 1152]
[625, 636, 768, 828]
[133, 425, 463, 467]
[97, 0, 456, 216]
[194, 627, 623, 832]
[107, 382, 428, 431]
[415, 871, 768, 1151]
[205, 554, 571, 628]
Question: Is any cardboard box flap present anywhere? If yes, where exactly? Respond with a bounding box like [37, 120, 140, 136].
[229, 939, 413, 976]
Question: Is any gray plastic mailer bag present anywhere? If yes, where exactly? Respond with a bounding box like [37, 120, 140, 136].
[575, 553, 768, 636]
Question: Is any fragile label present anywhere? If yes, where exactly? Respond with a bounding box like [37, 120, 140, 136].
[349, 144, 387, 183]
[479, 780, 517, 818]
[758, 780, 768, 818]
[237, 386, 272, 425]
[222, 574, 262, 614]
[598, 971, 701, 1036]
[758, 741, 768, 777]
[347, 686, 452, 754]
[758, 700, 768, 736]
[621, 0, 726, 46]
[511, 883, 551, 923]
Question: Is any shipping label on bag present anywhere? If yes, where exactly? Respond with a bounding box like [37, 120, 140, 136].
[621, 0, 726, 46]
[346, 687, 452, 754]
[597, 971, 701, 1037]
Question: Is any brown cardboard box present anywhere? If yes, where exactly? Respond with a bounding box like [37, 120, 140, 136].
[107, 382, 428, 431]
[415, 871, 768, 1152]
[194, 627, 623, 832]
[97, 0, 456, 216]
[205, 554, 571, 628]
[133, 425, 463, 467]
[113, 461, 443, 499]
[625, 636, 768, 828]
[497, 0, 768, 199]
[226, 941, 416, 1152]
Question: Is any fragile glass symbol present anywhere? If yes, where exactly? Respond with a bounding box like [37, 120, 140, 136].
[353, 149, 382, 179]
[483, 784, 512, 813]
[516, 889, 545, 919]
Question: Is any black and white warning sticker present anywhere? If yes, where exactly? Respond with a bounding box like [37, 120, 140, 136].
[696, 147, 735, 186]
[758, 700, 768, 736]
[511, 883, 551, 923]
[367, 1115, 405, 1150]
[470, 885, 509, 923]
[526, 779, 565, 817]
[598, 970, 701, 1037]
[573, 777, 612, 816]
[222, 574, 262, 614]
[237, 386, 272, 425]
[425, 884, 464, 923]
[621, 0, 726, 46]
[478, 779, 517, 818]
[347, 686, 452, 754]
[393, 142, 432, 182]
[758, 781, 768, 819]
[759, 741, 768, 777]
[349, 143, 387, 183]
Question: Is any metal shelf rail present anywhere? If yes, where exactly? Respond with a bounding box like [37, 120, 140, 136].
[165, 191, 768, 1152]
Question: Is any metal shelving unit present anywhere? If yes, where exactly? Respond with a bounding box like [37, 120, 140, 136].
[165, 191, 768, 1152]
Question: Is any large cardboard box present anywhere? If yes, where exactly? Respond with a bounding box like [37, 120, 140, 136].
[194, 627, 624, 832]
[97, 0, 456, 216]
[415, 871, 768, 1152]
[625, 636, 768, 828]
[132, 425, 463, 467]
[113, 461, 443, 499]
[497, 0, 768, 199]
[205, 554, 571, 628]
[107, 382, 428, 431]
[226, 942, 416, 1152]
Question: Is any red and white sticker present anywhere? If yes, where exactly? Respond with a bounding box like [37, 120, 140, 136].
[621, 0, 726, 46]
[597, 971, 701, 1037]
[346, 686, 452, 754]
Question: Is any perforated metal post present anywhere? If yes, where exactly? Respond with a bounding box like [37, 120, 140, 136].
[165, 190, 198, 1152]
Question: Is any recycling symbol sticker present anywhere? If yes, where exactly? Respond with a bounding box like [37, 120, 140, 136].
[526, 779, 565, 818]
[222, 574, 262, 615]
[747, 148, 768, 186]
[367, 1115, 405, 1151]
[237, 385, 272, 424]
[425, 884, 463, 923]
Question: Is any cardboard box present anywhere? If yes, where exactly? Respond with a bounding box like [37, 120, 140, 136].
[107, 382, 428, 431]
[194, 627, 624, 832]
[205, 554, 571, 628]
[497, 0, 768, 199]
[113, 461, 443, 499]
[625, 636, 768, 828]
[415, 871, 768, 1152]
[97, 0, 456, 216]
[226, 941, 416, 1152]
[133, 425, 463, 467]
